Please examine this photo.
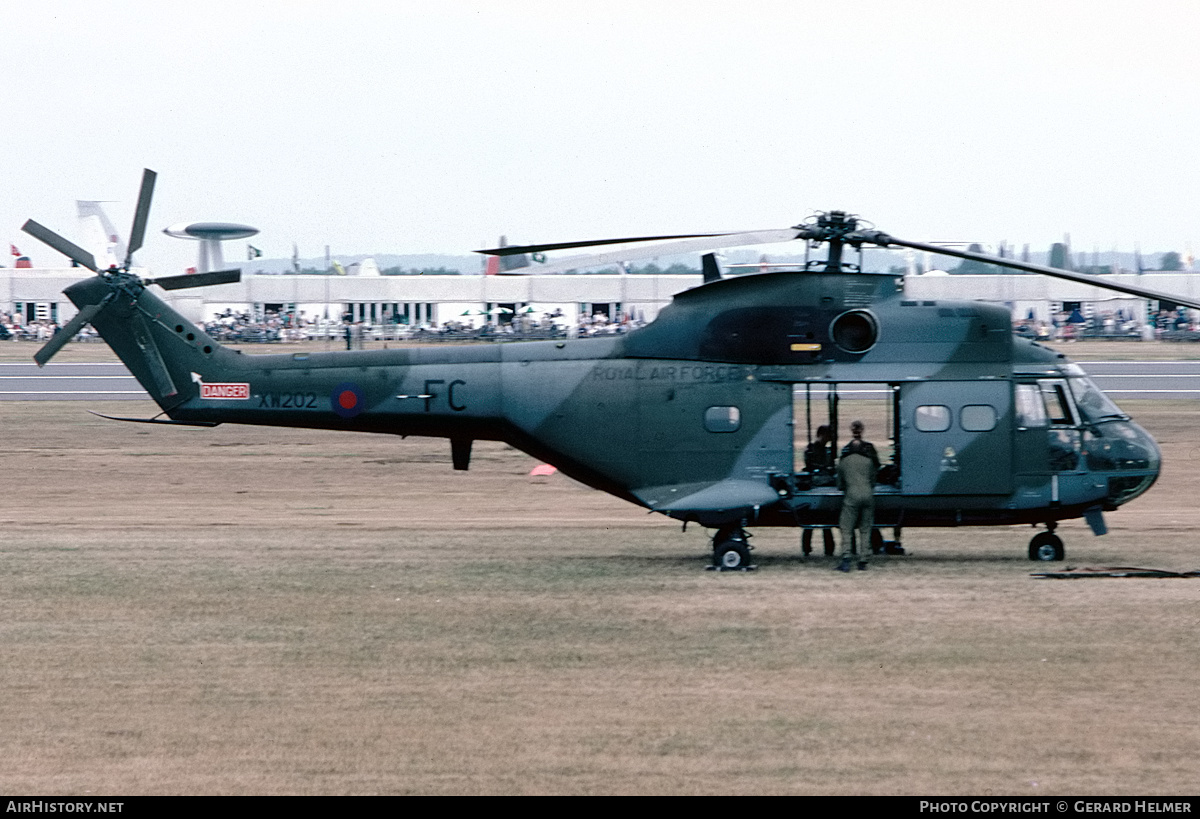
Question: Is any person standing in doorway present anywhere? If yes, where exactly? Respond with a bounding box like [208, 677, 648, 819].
[836, 420, 879, 571]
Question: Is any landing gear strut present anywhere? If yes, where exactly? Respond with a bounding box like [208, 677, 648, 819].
[801, 527, 835, 557]
[870, 527, 906, 556]
[1029, 523, 1065, 562]
[710, 525, 755, 571]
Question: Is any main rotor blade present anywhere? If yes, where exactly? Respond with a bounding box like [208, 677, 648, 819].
[21, 219, 98, 272]
[478, 233, 729, 256]
[33, 298, 109, 367]
[124, 168, 157, 265]
[494, 228, 809, 276]
[869, 233, 1200, 311]
[146, 268, 241, 290]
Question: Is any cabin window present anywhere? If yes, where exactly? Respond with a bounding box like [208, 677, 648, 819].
[914, 405, 951, 432]
[960, 404, 997, 432]
[704, 406, 741, 433]
[1015, 384, 1048, 428]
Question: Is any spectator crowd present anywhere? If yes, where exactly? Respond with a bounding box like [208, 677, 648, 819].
[8, 305, 1200, 346]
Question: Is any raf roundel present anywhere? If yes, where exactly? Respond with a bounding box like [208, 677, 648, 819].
[331, 382, 365, 418]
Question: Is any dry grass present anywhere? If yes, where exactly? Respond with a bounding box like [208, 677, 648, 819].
[1, 398, 1199, 795]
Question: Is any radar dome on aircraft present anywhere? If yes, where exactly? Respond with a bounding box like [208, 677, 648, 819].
[164, 221, 259, 273]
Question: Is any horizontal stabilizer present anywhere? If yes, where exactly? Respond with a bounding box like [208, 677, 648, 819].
[88, 410, 220, 427]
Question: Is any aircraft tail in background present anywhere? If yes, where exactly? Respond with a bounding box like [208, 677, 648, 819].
[76, 200, 129, 270]
[483, 235, 530, 275]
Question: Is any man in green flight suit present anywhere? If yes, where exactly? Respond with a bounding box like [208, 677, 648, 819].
[836, 419, 880, 572]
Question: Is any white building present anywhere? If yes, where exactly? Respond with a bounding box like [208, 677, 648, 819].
[4, 265, 1199, 331]
[0, 267, 702, 329]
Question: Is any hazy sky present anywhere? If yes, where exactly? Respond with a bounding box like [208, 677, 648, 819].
[3, 0, 1197, 274]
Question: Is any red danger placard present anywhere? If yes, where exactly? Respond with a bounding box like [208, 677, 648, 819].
[200, 382, 250, 400]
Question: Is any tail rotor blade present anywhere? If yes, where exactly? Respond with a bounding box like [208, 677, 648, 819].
[146, 268, 241, 290]
[33, 298, 109, 367]
[21, 220, 99, 272]
[124, 168, 157, 266]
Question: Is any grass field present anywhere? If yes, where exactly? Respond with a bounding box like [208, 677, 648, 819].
[1, 393, 1199, 794]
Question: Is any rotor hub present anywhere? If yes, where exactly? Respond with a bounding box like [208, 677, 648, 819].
[813, 210, 859, 242]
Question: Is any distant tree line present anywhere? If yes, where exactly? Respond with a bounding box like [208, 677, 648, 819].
[292, 266, 465, 275]
[381, 267, 463, 276]
[491, 262, 701, 275]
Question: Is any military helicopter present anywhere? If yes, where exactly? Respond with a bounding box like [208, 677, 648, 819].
[23, 170, 1200, 568]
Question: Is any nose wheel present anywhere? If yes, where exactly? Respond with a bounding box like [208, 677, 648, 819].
[1029, 530, 1065, 562]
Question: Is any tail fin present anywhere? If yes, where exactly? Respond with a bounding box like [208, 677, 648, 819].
[64, 276, 231, 411]
[28, 170, 239, 398]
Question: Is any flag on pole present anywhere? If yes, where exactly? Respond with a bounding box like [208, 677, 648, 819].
[247, 244, 262, 260]
[10, 244, 19, 257]
[332, 260, 347, 276]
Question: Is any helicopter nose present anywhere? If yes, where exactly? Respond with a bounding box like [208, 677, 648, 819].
[1085, 420, 1161, 506]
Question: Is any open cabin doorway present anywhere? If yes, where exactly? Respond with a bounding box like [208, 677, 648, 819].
[793, 382, 899, 481]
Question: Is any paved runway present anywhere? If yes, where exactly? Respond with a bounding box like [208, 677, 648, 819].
[1072, 360, 1200, 397]
[0, 362, 144, 400]
[4, 359, 1200, 401]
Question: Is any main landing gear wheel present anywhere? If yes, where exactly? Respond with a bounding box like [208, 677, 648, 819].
[1029, 532, 1065, 562]
[711, 527, 755, 571]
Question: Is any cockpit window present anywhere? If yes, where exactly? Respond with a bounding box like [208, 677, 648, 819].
[1039, 380, 1076, 426]
[1015, 384, 1048, 428]
[1068, 376, 1127, 422]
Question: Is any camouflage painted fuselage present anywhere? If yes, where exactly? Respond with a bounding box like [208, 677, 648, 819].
[67, 268, 1160, 532]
